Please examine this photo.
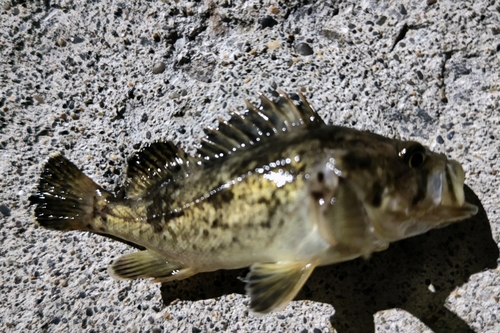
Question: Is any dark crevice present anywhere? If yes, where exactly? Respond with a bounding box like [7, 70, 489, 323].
[391, 24, 409, 52]
[391, 24, 430, 52]
[439, 51, 456, 104]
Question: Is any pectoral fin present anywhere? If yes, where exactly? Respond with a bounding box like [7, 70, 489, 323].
[109, 250, 195, 283]
[244, 261, 316, 313]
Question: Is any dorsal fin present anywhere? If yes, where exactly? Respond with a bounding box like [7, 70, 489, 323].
[125, 142, 193, 199]
[196, 90, 324, 160]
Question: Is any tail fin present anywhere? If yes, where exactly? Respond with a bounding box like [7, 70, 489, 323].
[30, 154, 109, 231]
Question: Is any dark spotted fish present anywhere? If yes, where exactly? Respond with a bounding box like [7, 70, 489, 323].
[30, 90, 477, 313]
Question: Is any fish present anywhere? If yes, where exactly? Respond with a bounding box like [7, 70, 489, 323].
[30, 89, 478, 313]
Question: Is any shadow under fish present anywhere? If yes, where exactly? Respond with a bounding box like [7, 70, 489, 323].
[160, 185, 498, 333]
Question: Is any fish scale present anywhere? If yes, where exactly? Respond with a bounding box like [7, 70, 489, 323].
[30, 90, 478, 313]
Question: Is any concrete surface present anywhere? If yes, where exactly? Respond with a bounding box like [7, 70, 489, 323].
[1, 0, 499, 332]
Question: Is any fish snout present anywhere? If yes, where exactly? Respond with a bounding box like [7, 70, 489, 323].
[441, 159, 466, 207]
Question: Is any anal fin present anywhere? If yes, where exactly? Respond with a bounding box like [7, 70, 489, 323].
[245, 261, 316, 313]
[109, 250, 195, 283]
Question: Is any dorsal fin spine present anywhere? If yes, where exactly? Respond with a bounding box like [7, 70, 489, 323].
[205, 127, 239, 152]
[125, 142, 193, 199]
[230, 111, 262, 140]
[195, 90, 324, 161]
[258, 92, 291, 131]
[200, 138, 227, 155]
[277, 89, 304, 121]
[217, 121, 246, 148]
[223, 122, 252, 146]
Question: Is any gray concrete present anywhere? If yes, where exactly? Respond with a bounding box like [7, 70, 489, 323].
[1, 0, 499, 332]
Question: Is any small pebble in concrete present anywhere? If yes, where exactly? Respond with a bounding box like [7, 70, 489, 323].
[259, 16, 278, 29]
[0, 204, 10, 216]
[296, 42, 313, 56]
[152, 62, 166, 74]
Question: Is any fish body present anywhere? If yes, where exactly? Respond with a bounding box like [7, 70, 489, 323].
[31, 90, 478, 313]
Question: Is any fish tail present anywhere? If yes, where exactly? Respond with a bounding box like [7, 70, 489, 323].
[30, 154, 112, 232]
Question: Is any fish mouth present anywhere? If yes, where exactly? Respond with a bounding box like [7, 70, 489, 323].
[443, 159, 466, 206]
[369, 158, 478, 241]
[429, 158, 478, 217]
[427, 159, 465, 206]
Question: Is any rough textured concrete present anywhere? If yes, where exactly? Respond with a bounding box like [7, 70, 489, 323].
[1, 0, 499, 332]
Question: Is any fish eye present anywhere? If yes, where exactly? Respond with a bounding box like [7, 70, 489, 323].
[408, 151, 425, 168]
[400, 143, 427, 168]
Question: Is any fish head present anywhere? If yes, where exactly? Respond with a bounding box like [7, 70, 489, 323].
[339, 139, 478, 242]
[314, 135, 478, 246]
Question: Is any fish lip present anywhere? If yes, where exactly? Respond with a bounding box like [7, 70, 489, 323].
[433, 201, 479, 226]
[445, 159, 466, 206]
[453, 201, 479, 217]
[429, 159, 466, 209]
[429, 171, 443, 205]
[437, 201, 478, 214]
